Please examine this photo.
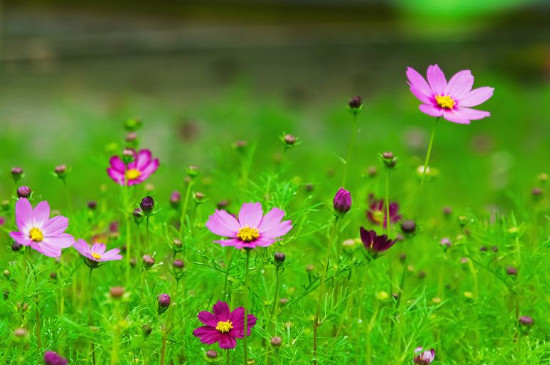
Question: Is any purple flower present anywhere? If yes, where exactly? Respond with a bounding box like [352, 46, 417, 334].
[366, 195, 401, 228]
[9, 199, 74, 258]
[73, 239, 122, 265]
[333, 188, 351, 214]
[193, 301, 257, 349]
[17, 186, 32, 199]
[205, 202, 292, 249]
[0, 216, 5, 226]
[107, 149, 159, 186]
[44, 351, 68, 365]
[413, 347, 435, 364]
[158, 293, 171, 314]
[359, 227, 396, 253]
[407, 64, 494, 124]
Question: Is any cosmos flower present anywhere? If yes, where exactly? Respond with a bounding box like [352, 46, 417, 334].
[366, 195, 401, 228]
[205, 202, 292, 249]
[407, 64, 494, 124]
[107, 149, 159, 186]
[73, 239, 122, 267]
[9, 198, 74, 258]
[193, 301, 257, 349]
[359, 227, 397, 253]
[413, 347, 435, 364]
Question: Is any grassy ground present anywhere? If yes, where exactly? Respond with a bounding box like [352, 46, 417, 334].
[1, 12, 550, 364]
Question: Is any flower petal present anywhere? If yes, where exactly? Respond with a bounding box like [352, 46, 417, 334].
[198, 311, 219, 327]
[212, 301, 230, 321]
[32, 241, 62, 257]
[100, 248, 122, 261]
[9, 231, 32, 246]
[238, 202, 263, 228]
[15, 198, 33, 232]
[419, 104, 444, 118]
[445, 70, 473, 99]
[42, 233, 74, 249]
[107, 168, 125, 185]
[406, 67, 433, 102]
[260, 220, 292, 239]
[42, 216, 68, 236]
[257, 208, 285, 232]
[91, 243, 106, 256]
[252, 237, 276, 247]
[218, 334, 237, 349]
[193, 326, 220, 345]
[109, 156, 126, 173]
[206, 210, 240, 237]
[32, 201, 50, 226]
[72, 239, 90, 257]
[135, 149, 152, 170]
[442, 109, 471, 125]
[214, 239, 244, 249]
[458, 87, 494, 107]
[426, 65, 447, 95]
[454, 107, 491, 121]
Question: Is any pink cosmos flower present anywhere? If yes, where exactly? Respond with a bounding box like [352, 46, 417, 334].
[193, 301, 257, 349]
[9, 198, 74, 257]
[407, 64, 494, 124]
[73, 239, 122, 265]
[205, 202, 292, 249]
[107, 149, 159, 186]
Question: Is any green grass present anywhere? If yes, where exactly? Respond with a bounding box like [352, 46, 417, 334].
[1, 67, 550, 364]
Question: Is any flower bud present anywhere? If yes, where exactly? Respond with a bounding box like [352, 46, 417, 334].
[170, 191, 181, 208]
[381, 152, 397, 169]
[125, 132, 137, 142]
[158, 293, 171, 314]
[506, 266, 518, 276]
[54, 164, 67, 179]
[13, 328, 28, 339]
[140, 196, 154, 216]
[274, 252, 286, 265]
[110, 286, 124, 299]
[50, 272, 57, 280]
[11, 167, 23, 181]
[122, 148, 135, 163]
[87, 201, 97, 210]
[400, 220, 416, 234]
[217, 199, 229, 209]
[442, 206, 452, 216]
[234, 140, 248, 151]
[283, 134, 296, 146]
[532, 187, 543, 201]
[271, 336, 282, 347]
[173, 259, 184, 270]
[133, 208, 143, 224]
[17, 186, 32, 199]
[3, 270, 10, 278]
[12, 242, 22, 252]
[333, 188, 351, 215]
[206, 349, 218, 359]
[194, 192, 205, 203]
[519, 315, 534, 326]
[367, 166, 377, 178]
[142, 323, 152, 336]
[186, 165, 199, 178]
[143, 255, 155, 268]
[348, 96, 363, 114]
[124, 118, 143, 131]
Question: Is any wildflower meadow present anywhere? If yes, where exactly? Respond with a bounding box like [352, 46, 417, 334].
[2, 3, 550, 364]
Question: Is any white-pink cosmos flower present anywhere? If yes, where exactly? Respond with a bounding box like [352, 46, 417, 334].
[407, 64, 494, 125]
[205, 202, 292, 249]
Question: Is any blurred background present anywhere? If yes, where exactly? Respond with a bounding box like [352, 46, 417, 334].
[1, 0, 550, 214]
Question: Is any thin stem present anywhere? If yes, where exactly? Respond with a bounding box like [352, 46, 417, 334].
[223, 251, 236, 302]
[146, 216, 150, 252]
[88, 267, 96, 365]
[313, 216, 339, 365]
[342, 113, 358, 187]
[384, 169, 391, 237]
[419, 117, 439, 192]
[27, 251, 42, 352]
[243, 249, 251, 365]
[180, 180, 194, 240]
[226, 350, 231, 365]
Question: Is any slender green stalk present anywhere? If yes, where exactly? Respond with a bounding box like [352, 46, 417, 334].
[180, 180, 194, 240]
[419, 117, 440, 192]
[313, 216, 339, 365]
[226, 350, 231, 365]
[342, 113, 358, 187]
[266, 265, 282, 365]
[243, 250, 251, 365]
[384, 168, 391, 237]
[88, 267, 97, 365]
[27, 251, 42, 352]
[223, 251, 236, 302]
[146, 216, 150, 251]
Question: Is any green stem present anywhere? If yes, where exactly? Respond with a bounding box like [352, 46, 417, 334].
[313, 216, 339, 365]
[419, 117, 439, 192]
[342, 113, 358, 187]
[243, 249, 251, 365]
[223, 251, 236, 302]
[180, 180, 194, 240]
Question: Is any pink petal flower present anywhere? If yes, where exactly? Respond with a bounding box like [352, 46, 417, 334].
[198, 311, 219, 327]
[406, 67, 433, 103]
[426, 65, 447, 95]
[9, 231, 31, 246]
[193, 326, 220, 345]
[15, 198, 32, 232]
[445, 70, 473, 99]
[218, 334, 237, 349]
[42, 216, 69, 236]
[212, 301, 230, 321]
[419, 104, 444, 118]
[458, 86, 494, 107]
[206, 210, 240, 237]
[32, 201, 50, 226]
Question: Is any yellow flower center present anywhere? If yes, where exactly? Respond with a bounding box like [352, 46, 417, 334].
[28, 227, 44, 242]
[236, 226, 260, 242]
[372, 210, 384, 224]
[91, 252, 102, 260]
[435, 95, 455, 109]
[125, 169, 141, 181]
[215, 320, 233, 333]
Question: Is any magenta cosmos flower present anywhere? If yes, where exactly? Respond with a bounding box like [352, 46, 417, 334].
[107, 149, 159, 186]
[407, 64, 494, 124]
[9, 198, 74, 257]
[193, 301, 257, 349]
[73, 239, 122, 267]
[366, 195, 401, 228]
[205, 202, 292, 249]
